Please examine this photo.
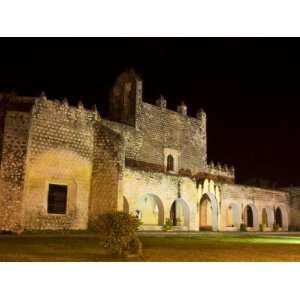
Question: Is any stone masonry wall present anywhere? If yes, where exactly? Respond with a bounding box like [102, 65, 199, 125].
[103, 101, 208, 176]
[0, 109, 31, 231]
[89, 123, 125, 221]
[123, 167, 199, 231]
[22, 98, 96, 230]
[139, 102, 207, 175]
[221, 183, 289, 230]
[284, 187, 300, 229]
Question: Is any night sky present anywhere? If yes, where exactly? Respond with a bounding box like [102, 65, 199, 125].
[0, 38, 300, 187]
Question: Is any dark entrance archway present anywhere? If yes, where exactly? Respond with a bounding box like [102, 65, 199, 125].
[245, 205, 253, 227]
[275, 207, 283, 227]
[169, 199, 189, 227]
[170, 201, 177, 226]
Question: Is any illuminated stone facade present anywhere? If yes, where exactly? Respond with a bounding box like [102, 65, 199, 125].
[0, 70, 294, 232]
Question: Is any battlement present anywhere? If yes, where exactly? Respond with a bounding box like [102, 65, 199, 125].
[32, 94, 100, 126]
[154, 95, 206, 124]
[207, 160, 235, 177]
[142, 101, 206, 127]
[0, 92, 100, 123]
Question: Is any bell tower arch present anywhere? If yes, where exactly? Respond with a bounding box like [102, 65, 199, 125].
[109, 69, 142, 128]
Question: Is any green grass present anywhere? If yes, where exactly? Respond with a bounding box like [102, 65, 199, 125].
[1, 234, 300, 261]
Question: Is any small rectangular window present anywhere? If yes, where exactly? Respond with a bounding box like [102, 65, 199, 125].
[47, 184, 68, 214]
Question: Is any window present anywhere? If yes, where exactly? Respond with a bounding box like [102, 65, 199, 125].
[164, 148, 179, 173]
[167, 154, 174, 172]
[47, 184, 68, 214]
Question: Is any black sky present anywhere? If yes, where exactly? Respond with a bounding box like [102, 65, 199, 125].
[0, 38, 300, 186]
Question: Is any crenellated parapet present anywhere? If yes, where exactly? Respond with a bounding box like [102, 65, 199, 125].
[193, 161, 235, 185]
[155, 95, 167, 109]
[177, 101, 188, 116]
[207, 160, 235, 177]
[32, 93, 100, 126]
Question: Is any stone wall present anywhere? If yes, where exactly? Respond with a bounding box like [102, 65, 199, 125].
[284, 187, 300, 229]
[122, 167, 199, 231]
[0, 73, 295, 233]
[108, 69, 142, 128]
[103, 102, 207, 176]
[220, 183, 289, 230]
[0, 103, 32, 231]
[89, 123, 125, 220]
[139, 102, 207, 175]
[122, 165, 291, 232]
[22, 97, 96, 230]
[104, 69, 211, 176]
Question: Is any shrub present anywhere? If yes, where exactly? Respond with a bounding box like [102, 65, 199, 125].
[128, 236, 143, 256]
[240, 223, 247, 232]
[273, 224, 280, 232]
[161, 218, 173, 231]
[90, 211, 142, 257]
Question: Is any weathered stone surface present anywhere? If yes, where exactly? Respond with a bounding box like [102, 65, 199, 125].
[0, 108, 31, 231]
[22, 98, 96, 230]
[0, 70, 296, 232]
[221, 184, 289, 231]
[89, 123, 124, 219]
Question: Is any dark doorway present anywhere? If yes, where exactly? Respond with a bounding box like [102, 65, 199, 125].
[245, 205, 253, 227]
[170, 201, 177, 225]
[275, 207, 282, 227]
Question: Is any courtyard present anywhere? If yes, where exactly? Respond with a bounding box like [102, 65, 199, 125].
[0, 232, 300, 262]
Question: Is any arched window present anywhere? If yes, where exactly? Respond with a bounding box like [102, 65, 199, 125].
[167, 155, 174, 172]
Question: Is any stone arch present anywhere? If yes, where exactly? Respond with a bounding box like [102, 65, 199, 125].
[275, 207, 282, 227]
[226, 202, 240, 227]
[199, 193, 218, 231]
[243, 204, 259, 229]
[261, 207, 274, 227]
[123, 196, 129, 213]
[200, 197, 212, 229]
[170, 198, 190, 227]
[262, 208, 267, 225]
[277, 206, 288, 230]
[137, 194, 164, 225]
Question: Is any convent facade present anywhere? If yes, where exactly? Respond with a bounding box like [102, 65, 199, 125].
[0, 70, 299, 232]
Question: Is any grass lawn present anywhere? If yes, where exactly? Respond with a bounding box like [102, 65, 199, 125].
[1, 234, 300, 261]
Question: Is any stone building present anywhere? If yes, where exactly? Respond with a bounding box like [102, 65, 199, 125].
[0, 70, 295, 232]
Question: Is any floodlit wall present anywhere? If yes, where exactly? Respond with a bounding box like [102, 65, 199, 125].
[89, 123, 125, 220]
[284, 187, 300, 230]
[221, 184, 289, 231]
[122, 167, 199, 231]
[0, 71, 296, 233]
[0, 108, 32, 231]
[104, 70, 213, 177]
[22, 98, 96, 230]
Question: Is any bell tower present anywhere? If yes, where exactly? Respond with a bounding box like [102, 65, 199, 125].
[108, 69, 142, 128]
